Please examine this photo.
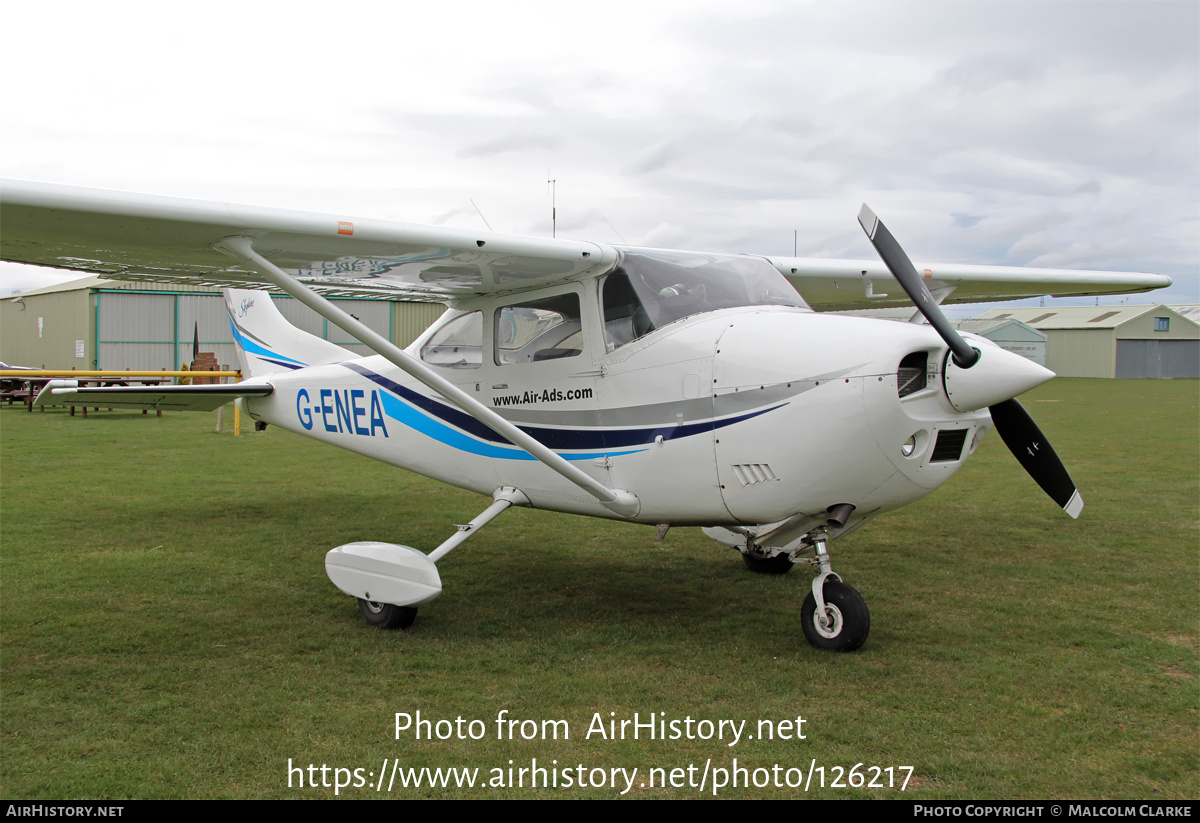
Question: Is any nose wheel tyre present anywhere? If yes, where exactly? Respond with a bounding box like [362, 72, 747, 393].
[801, 581, 869, 651]
[358, 598, 418, 630]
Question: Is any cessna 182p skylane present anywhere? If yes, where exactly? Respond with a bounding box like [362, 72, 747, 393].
[0, 180, 1171, 650]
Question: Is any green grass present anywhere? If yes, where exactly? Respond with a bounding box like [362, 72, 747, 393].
[1, 379, 1196, 799]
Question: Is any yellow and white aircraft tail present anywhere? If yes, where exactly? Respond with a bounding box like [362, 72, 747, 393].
[223, 289, 355, 378]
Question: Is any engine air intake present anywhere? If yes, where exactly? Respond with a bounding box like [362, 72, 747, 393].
[897, 351, 928, 398]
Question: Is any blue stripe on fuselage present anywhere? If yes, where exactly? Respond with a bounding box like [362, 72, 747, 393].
[371, 389, 643, 461]
[343, 363, 784, 453]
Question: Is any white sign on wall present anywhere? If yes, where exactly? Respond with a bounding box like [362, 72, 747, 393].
[75, 340, 85, 358]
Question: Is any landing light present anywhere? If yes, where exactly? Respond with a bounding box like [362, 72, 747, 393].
[901, 435, 917, 457]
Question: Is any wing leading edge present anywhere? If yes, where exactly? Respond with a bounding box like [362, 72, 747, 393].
[0, 179, 618, 301]
[0, 179, 1170, 308]
[770, 257, 1171, 311]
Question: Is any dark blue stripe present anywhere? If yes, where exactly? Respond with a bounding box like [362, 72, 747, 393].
[343, 363, 784, 450]
[259, 357, 304, 371]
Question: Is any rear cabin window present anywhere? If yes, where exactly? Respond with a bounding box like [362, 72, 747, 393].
[420, 311, 482, 369]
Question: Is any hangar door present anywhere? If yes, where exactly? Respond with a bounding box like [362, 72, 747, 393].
[97, 291, 399, 371]
[98, 293, 177, 371]
[1115, 340, 1200, 379]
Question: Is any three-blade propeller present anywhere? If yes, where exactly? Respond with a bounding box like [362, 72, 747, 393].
[858, 205, 1084, 519]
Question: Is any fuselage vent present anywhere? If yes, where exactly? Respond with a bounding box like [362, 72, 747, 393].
[731, 463, 778, 486]
[930, 429, 968, 463]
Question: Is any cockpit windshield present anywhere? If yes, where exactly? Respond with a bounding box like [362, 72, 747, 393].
[601, 249, 810, 350]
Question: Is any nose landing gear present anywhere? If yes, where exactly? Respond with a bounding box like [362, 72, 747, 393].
[796, 527, 870, 652]
[801, 580, 870, 651]
[707, 523, 872, 651]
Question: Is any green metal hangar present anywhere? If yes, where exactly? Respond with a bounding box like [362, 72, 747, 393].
[0, 276, 445, 371]
[952, 318, 1048, 366]
[976, 305, 1199, 378]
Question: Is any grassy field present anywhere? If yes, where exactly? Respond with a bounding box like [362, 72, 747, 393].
[1, 378, 1196, 799]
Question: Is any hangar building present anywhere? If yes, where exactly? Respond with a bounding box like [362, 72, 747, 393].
[952, 318, 1047, 366]
[0, 277, 445, 371]
[976, 305, 1199, 379]
[841, 311, 1048, 365]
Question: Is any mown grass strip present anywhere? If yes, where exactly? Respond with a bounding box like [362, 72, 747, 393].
[1, 378, 1196, 798]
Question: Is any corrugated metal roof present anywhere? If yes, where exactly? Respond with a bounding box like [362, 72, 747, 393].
[13, 275, 225, 297]
[976, 304, 1173, 329]
[12, 275, 114, 296]
[1171, 305, 1200, 324]
[952, 318, 1046, 340]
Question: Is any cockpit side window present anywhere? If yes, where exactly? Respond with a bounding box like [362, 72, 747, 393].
[495, 292, 583, 365]
[601, 271, 655, 352]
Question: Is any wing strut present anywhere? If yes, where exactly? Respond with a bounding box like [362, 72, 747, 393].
[214, 236, 640, 519]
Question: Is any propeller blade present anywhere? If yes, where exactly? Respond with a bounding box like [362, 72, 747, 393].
[989, 398, 1084, 518]
[857, 204, 979, 368]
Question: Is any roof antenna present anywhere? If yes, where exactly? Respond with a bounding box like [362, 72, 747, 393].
[602, 216, 628, 245]
[469, 199, 493, 232]
[547, 174, 557, 238]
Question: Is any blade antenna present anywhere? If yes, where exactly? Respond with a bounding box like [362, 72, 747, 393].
[602, 216, 628, 245]
[469, 199, 493, 232]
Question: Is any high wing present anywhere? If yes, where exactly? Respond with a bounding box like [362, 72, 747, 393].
[0, 179, 618, 301]
[771, 257, 1170, 311]
[1, 179, 1170, 308]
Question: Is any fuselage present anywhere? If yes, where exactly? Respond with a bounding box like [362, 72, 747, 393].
[238, 249, 1000, 532]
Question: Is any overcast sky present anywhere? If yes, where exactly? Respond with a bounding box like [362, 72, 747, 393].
[2, 0, 1196, 313]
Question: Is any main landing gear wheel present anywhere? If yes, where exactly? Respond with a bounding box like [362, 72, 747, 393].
[801, 581, 869, 652]
[742, 551, 794, 574]
[357, 598, 418, 630]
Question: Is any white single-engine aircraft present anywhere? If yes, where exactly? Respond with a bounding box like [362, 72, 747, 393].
[0, 180, 1171, 650]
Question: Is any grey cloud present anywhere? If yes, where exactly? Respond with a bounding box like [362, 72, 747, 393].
[939, 54, 1043, 92]
[458, 134, 560, 158]
[354, 3, 1193, 295]
[631, 140, 679, 174]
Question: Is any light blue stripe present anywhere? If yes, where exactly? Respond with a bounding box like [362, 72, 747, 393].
[227, 317, 307, 367]
[377, 392, 644, 462]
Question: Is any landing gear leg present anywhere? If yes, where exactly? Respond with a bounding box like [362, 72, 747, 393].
[798, 528, 869, 651]
[327, 488, 532, 631]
